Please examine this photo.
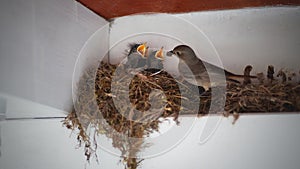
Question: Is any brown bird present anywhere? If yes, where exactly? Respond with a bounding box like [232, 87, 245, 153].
[167, 45, 257, 91]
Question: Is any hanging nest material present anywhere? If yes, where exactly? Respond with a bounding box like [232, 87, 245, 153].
[63, 61, 300, 169]
[63, 62, 199, 169]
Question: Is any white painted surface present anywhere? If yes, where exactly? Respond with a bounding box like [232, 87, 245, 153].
[0, 93, 66, 119]
[109, 7, 300, 76]
[0, 3, 300, 169]
[0, 119, 122, 169]
[178, 7, 300, 75]
[0, 115, 300, 169]
[142, 114, 300, 169]
[0, 0, 109, 115]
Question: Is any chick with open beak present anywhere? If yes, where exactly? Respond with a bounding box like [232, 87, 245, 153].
[126, 43, 148, 68]
[136, 43, 148, 58]
[147, 47, 164, 70]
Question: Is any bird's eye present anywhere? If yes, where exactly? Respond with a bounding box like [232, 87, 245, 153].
[176, 51, 181, 55]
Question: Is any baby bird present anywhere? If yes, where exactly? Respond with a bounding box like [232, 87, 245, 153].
[125, 43, 148, 69]
[146, 47, 164, 70]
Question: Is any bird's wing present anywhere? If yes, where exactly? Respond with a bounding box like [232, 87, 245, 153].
[180, 60, 230, 87]
[202, 61, 243, 83]
[202, 61, 229, 76]
[202, 60, 253, 78]
[179, 61, 209, 86]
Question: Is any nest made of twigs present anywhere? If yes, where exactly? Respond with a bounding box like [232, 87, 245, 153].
[63, 61, 300, 169]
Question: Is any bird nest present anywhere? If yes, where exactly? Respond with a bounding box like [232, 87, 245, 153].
[62, 61, 300, 169]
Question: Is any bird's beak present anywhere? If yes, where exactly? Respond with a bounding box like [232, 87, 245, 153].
[137, 43, 148, 58]
[155, 47, 164, 60]
[166, 50, 174, 57]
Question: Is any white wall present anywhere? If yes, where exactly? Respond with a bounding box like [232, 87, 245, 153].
[178, 7, 300, 74]
[0, 4, 300, 169]
[0, 0, 109, 117]
[1, 115, 300, 169]
[109, 7, 300, 76]
[142, 114, 300, 169]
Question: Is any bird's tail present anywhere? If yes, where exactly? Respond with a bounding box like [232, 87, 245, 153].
[225, 70, 257, 79]
[230, 74, 257, 78]
[226, 73, 257, 83]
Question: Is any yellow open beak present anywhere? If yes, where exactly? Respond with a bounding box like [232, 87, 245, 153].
[137, 43, 148, 58]
[155, 47, 164, 60]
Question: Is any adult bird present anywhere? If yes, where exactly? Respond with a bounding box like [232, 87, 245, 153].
[167, 45, 256, 91]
